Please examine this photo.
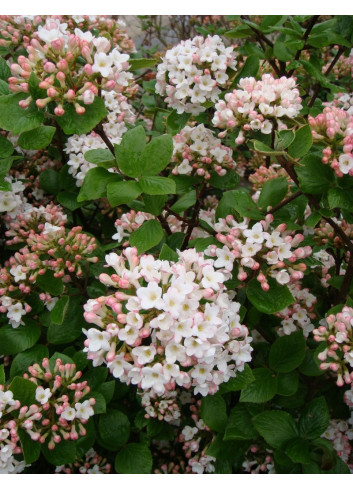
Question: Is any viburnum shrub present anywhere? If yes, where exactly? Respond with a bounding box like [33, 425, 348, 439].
[2, 14, 353, 476]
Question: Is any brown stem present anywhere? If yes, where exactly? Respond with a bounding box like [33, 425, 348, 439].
[308, 46, 346, 108]
[277, 156, 353, 254]
[288, 15, 320, 77]
[268, 190, 303, 214]
[157, 214, 172, 236]
[94, 123, 115, 156]
[336, 252, 353, 304]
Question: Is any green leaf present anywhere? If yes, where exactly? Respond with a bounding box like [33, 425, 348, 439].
[299, 350, 323, 377]
[39, 169, 60, 195]
[201, 394, 227, 432]
[47, 297, 86, 345]
[216, 189, 264, 220]
[57, 191, 82, 211]
[159, 243, 178, 262]
[0, 79, 11, 95]
[0, 134, 14, 157]
[78, 167, 122, 202]
[143, 194, 167, 216]
[56, 97, 107, 135]
[115, 443, 152, 474]
[328, 187, 353, 210]
[0, 57, 10, 81]
[252, 410, 298, 448]
[0, 93, 44, 134]
[129, 58, 157, 71]
[276, 371, 299, 396]
[218, 364, 255, 393]
[18, 429, 41, 464]
[275, 129, 295, 150]
[36, 269, 64, 296]
[269, 331, 306, 373]
[84, 148, 115, 167]
[8, 376, 36, 405]
[225, 25, 252, 38]
[252, 140, 286, 156]
[258, 177, 288, 210]
[240, 368, 278, 403]
[114, 126, 146, 178]
[208, 170, 240, 190]
[284, 437, 311, 464]
[10, 344, 49, 378]
[296, 154, 334, 194]
[166, 110, 191, 136]
[305, 211, 321, 228]
[129, 219, 164, 253]
[18, 126, 56, 150]
[246, 277, 294, 314]
[139, 176, 176, 195]
[98, 409, 130, 450]
[288, 125, 312, 159]
[140, 134, 173, 176]
[0, 365, 4, 384]
[232, 55, 259, 87]
[0, 319, 41, 355]
[298, 397, 330, 439]
[50, 295, 70, 325]
[90, 391, 106, 415]
[107, 180, 142, 207]
[42, 440, 76, 466]
[223, 405, 258, 440]
[170, 189, 196, 213]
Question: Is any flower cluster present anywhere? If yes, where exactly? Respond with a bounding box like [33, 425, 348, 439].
[9, 18, 134, 115]
[328, 92, 353, 116]
[249, 164, 291, 192]
[313, 306, 353, 386]
[63, 15, 135, 54]
[83, 247, 252, 397]
[276, 282, 317, 337]
[322, 419, 353, 468]
[309, 107, 353, 177]
[55, 448, 111, 474]
[171, 123, 236, 179]
[0, 388, 24, 474]
[141, 389, 181, 423]
[65, 90, 135, 186]
[314, 218, 353, 249]
[4, 202, 67, 245]
[207, 214, 311, 290]
[152, 394, 215, 474]
[212, 74, 302, 142]
[242, 445, 275, 474]
[155, 35, 237, 115]
[0, 358, 96, 473]
[0, 177, 26, 216]
[0, 223, 98, 327]
[0, 15, 43, 51]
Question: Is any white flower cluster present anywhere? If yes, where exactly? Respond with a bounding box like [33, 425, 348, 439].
[65, 90, 135, 186]
[0, 390, 24, 475]
[171, 123, 236, 178]
[181, 419, 216, 474]
[212, 74, 302, 142]
[277, 283, 317, 337]
[156, 35, 237, 115]
[0, 178, 26, 216]
[0, 296, 28, 328]
[82, 247, 252, 397]
[207, 215, 311, 290]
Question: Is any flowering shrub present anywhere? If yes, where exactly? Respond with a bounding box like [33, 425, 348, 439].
[1, 13, 353, 475]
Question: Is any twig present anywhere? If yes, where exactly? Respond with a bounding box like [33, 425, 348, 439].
[336, 252, 353, 304]
[268, 190, 303, 214]
[308, 45, 346, 108]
